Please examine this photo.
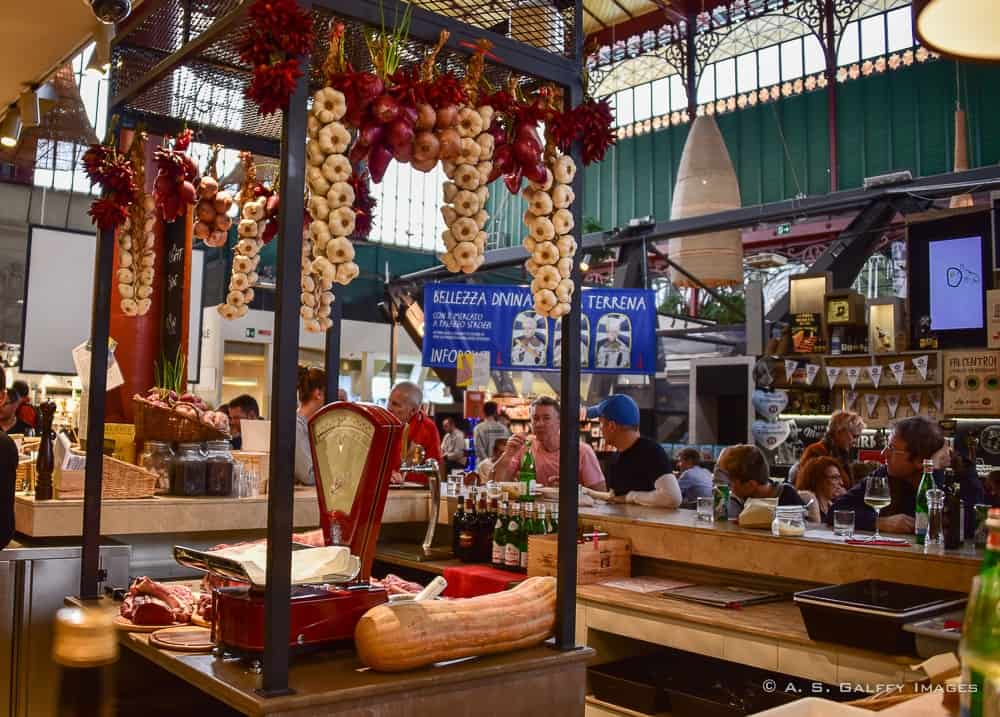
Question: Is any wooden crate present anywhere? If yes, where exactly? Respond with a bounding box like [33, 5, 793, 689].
[527, 534, 631, 584]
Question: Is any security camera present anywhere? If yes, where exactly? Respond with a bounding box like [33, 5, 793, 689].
[88, 0, 132, 24]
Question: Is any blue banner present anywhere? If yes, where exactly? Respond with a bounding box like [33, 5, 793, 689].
[422, 283, 657, 374]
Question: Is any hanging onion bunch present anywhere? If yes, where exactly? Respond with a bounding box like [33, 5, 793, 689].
[521, 139, 578, 318]
[193, 146, 234, 248]
[152, 129, 199, 223]
[116, 131, 156, 316]
[438, 40, 496, 274]
[217, 153, 263, 320]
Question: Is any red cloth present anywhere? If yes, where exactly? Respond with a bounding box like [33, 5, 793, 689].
[441, 565, 524, 598]
[399, 411, 442, 486]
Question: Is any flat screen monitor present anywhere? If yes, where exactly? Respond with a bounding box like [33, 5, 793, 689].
[928, 235, 985, 331]
[908, 211, 993, 349]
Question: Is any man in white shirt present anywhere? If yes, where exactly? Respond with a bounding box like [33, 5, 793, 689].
[440, 417, 468, 473]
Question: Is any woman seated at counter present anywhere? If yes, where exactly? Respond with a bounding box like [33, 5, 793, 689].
[718, 445, 805, 516]
[794, 409, 864, 488]
[586, 395, 681, 508]
[294, 365, 327, 486]
[795, 456, 847, 523]
[827, 416, 983, 535]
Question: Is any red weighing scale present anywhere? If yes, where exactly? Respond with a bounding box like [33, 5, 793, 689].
[174, 401, 403, 658]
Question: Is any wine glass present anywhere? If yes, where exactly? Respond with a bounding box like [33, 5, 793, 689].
[864, 475, 891, 541]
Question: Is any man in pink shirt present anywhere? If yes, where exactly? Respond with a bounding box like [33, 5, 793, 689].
[493, 396, 606, 490]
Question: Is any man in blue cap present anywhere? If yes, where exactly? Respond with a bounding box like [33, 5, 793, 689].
[587, 395, 681, 508]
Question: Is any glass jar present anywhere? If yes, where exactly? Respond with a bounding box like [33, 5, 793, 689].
[139, 441, 174, 494]
[171, 442, 206, 496]
[204, 440, 234, 496]
[927, 488, 945, 545]
[771, 506, 807, 537]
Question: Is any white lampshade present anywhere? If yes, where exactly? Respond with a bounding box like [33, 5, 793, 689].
[0, 109, 21, 148]
[912, 0, 1000, 62]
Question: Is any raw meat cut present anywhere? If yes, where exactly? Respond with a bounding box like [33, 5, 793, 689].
[119, 576, 196, 625]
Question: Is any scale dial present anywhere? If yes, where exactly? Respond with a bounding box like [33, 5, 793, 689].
[310, 409, 376, 542]
[979, 425, 1000, 455]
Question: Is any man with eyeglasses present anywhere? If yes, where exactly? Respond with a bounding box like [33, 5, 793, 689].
[827, 416, 983, 534]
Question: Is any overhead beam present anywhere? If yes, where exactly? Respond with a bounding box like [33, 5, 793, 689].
[398, 165, 1000, 284]
[583, 5, 610, 30]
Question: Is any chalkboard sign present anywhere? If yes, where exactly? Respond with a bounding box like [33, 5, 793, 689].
[162, 220, 189, 364]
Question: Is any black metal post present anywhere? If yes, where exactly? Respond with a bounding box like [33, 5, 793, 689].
[260, 2, 311, 694]
[324, 287, 342, 400]
[684, 7, 698, 120]
[79, 226, 116, 600]
[555, 0, 584, 651]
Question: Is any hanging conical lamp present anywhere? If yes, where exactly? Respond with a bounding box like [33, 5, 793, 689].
[949, 107, 973, 208]
[668, 115, 743, 288]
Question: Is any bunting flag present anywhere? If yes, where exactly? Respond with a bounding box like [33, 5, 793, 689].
[784, 359, 799, 384]
[885, 394, 900, 418]
[864, 393, 880, 418]
[804, 363, 820, 386]
[866, 365, 883, 389]
[845, 390, 859, 411]
[930, 391, 942, 412]
[825, 366, 842, 387]
[907, 391, 922, 415]
[889, 360, 906, 385]
[845, 366, 861, 390]
[913, 355, 929, 381]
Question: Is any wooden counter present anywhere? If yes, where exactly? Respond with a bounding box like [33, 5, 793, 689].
[15, 489, 430, 537]
[576, 504, 981, 592]
[120, 631, 591, 716]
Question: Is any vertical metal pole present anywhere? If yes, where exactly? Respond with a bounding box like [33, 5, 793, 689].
[824, 0, 839, 192]
[555, 0, 584, 651]
[324, 286, 342, 400]
[389, 308, 398, 386]
[260, 3, 310, 693]
[79, 226, 116, 600]
[684, 8, 698, 121]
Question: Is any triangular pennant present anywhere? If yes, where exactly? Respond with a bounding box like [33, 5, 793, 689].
[867, 365, 883, 389]
[784, 359, 798, 383]
[864, 393, 880, 418]
[907, 391, 922, 415]
[845, 366, 861, 390]
[930, 391, 942, 412]
[889, 361, 906, 385]
[885, 394, 900, 418]
[845, 391, 859, 411]
[913, 355, 929, 381]
[825, 366, 842, 387]
[804, 363, 820, 386]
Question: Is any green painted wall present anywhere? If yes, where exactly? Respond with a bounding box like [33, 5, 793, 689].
[489, 59, 1000, 239]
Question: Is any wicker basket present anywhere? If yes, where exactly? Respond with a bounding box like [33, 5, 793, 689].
[102, 455, 158, 499]
[133, 397, 228, 444]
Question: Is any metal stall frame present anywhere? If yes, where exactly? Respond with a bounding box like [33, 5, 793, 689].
[79, 0, 586, 696]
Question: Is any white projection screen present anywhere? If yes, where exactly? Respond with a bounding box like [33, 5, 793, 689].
[20, 226, 97, 375]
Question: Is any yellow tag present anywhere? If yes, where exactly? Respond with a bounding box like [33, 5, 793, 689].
[456, 352, 474, 387]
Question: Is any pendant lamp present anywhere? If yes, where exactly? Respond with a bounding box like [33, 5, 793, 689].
[667, 115, 743, 288]
[912, 0, 1000, 62]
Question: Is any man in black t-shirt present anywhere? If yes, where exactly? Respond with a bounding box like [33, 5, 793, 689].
[587, 395, 681, 508]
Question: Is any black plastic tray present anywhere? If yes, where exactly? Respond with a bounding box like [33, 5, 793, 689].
[794, 579, 967, 654]
[588, 656, 671, 714]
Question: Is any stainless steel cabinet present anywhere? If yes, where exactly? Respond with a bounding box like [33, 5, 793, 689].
[0, 543, 129, 717]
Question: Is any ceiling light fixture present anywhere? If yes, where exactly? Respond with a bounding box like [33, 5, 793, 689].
[912, 0, 1000, 62]
[0, 108, 22, 148]
[17, 89, 40, 128]
[86, 22, 115, 76]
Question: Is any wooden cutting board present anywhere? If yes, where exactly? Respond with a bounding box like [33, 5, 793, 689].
[149, 625, 214, 653]
[113, 615, 182, 632]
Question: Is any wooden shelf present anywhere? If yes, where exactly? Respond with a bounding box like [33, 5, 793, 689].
[585, 695, 669, 717]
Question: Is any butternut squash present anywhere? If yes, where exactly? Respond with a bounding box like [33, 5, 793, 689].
[354, 576, 556, 671]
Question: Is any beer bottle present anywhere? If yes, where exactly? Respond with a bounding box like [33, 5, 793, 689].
[492, 501, 508, 567]
[457, 492, 478, 562]
[476, 493, 493, 562]
[504, 501, 522, 569]
[959, 509, 1000, 717]
[451, 490, 466, 557]
[549, 505, 559, 534]
[518, 504, 530, 572]
[518, 442, 536, 500]
[943, 469, 963, 550]
[54, 607, 117, 717]
[915, 459, 934, 545]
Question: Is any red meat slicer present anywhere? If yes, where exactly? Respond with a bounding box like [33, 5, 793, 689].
[174, 402, 403, 658]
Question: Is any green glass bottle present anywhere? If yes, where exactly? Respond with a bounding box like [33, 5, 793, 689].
[915, 459, 934, 545]
[518, 441, 536, 501]
[492, 501, 508, 568]
[504, 502, 522, 570]
[518, 504, 530, 572]
[549, 505, 559, 534]
[960, 510, 1000, 717]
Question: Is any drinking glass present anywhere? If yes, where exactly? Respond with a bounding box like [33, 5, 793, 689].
[864, 475, 891, 541]
[696, 496, 715, 523]
[833, 510, 855, 537]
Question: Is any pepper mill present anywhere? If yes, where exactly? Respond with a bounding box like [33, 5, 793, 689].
[34, 401, 56, 500]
